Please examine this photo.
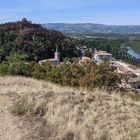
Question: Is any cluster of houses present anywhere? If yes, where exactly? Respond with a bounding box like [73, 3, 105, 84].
[85, 50, 140, 92]
[113, 61, 140, 92]
[78, 49, 140, 92]
[39, 46, 140, 92]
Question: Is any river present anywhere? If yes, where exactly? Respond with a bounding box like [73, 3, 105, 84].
[127, 48, 140, 59]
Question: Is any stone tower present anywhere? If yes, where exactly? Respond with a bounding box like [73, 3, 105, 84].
[54, 45, 60, 62]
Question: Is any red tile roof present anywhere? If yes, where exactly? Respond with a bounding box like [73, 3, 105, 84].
[119, 66, 131, 73]
[82, 56, 91, 61]
[95, 51, 112, 56]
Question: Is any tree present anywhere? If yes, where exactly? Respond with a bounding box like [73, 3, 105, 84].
[6, 52, 27, 64]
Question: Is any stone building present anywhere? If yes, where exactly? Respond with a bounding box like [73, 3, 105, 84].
[93, 50, 112, 63]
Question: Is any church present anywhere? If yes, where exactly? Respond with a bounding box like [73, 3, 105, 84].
[39, 46, 60, 65]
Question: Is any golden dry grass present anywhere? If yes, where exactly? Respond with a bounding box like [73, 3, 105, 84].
[0, 76, 140, 140]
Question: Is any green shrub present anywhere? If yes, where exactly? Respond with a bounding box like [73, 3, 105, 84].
[8, 63, 32, 76]
[46, 66, 62, 84]
[132, 93, 140, 101]
[32, 64, 45, 79]
[0, 52, 33, 77]
[32, 62, 53, 79]
[12, 100, 31, 116]
[0, 63, 9, 75]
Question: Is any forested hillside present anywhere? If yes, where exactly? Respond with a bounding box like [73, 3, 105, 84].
[0, 19, 80, 63]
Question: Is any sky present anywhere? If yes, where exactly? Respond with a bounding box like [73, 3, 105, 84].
[0, 0, 140, 25]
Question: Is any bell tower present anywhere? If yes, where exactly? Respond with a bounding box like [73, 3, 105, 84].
[54, 45, 60, 61]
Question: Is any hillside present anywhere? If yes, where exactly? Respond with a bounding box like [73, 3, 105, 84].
[43, 23, 140, 34]
[0, 76, 140, 140]
[0, 19, 79, 63]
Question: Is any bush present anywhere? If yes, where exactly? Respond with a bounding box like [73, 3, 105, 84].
[61, 64, 85, 87]
[132, 93, 140, 101]
[32, 61, 121, 91]
[0, 52, 33, 77]
[46, 66, 62, 84]
[12, 99, 31, 116]
[7, 62, 32, 76]
[0, 62, 9, 75]
[32, 64, 46, 79]
[32, 62, 53, 79]
[79, 62, 121, 90]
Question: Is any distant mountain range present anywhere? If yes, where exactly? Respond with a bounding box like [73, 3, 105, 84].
[42, 23, 140, 34]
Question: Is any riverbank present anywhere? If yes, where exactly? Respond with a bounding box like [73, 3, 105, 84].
[127, 48, 140, 59]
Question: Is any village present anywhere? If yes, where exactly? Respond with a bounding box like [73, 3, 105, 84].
[39, 46, 140, 93]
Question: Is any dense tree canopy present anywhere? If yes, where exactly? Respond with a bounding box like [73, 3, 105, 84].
[0, 19, 80, 63]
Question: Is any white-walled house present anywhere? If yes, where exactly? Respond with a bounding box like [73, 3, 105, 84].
[93, 50, 113, 62]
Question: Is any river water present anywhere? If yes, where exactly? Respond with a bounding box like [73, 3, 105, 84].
[127, 48, 140, 59]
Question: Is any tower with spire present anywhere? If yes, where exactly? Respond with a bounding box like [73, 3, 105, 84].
[39, 45, 61, 65]
[54, 45, 60, 63]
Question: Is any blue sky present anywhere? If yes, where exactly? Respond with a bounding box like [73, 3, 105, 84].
[0, 0, 140, 25]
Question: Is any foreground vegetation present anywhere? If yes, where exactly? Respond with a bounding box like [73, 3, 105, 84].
[0, 54, 121, 91]
[0, 76, 140, 140]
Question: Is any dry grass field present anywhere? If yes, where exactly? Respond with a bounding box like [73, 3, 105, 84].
[0, 76, 140, 140]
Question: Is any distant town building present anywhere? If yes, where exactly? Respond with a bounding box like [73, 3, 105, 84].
[116, 65, 135, 79]
[128, 78, 140, 89]
[114, 61, 140, 77]
[39, 46, 60, 65]
[79, 56, 92, 64]
[93, 50, 112, 63]
[127, 65, 140, 77]
[132, 69, 140, 77]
